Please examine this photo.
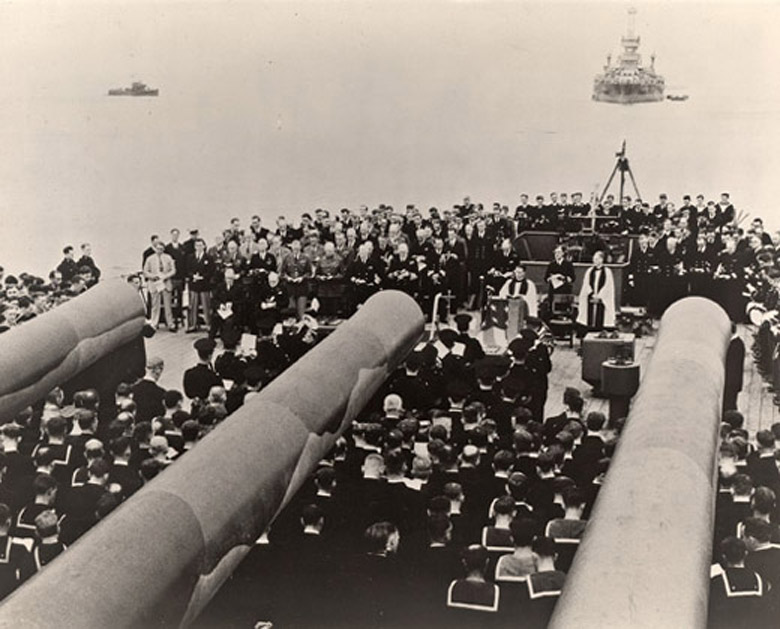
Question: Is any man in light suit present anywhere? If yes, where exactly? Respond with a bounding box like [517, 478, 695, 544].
[143, 241, 177, 331]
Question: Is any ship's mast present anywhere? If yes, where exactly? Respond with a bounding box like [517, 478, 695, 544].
[627, 6, 636, 38]
[619, 7, 642, 69]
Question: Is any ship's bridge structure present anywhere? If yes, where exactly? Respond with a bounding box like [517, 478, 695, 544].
[618, 7, 643, 70]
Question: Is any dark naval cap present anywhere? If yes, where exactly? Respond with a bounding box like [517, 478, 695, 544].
[507, 337, 533, 358]
[221, 328, 242, 349]
[474, 355, 511, 380]
[519, 328, 538, 342]
[453, 313, 473, 332]
[194, 338, 217, 353]
[438, 328, 459, 346]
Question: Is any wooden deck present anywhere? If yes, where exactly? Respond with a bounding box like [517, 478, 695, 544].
[736, 324, 779, 434]
[144, 317, 777, 436]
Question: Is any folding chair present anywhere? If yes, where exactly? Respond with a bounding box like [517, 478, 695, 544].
[549, 294, 576, 347]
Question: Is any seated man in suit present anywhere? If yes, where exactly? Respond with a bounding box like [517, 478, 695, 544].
[210, 267, 245, 341]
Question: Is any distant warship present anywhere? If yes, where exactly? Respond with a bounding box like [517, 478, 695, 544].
[593, 8, 664, 104]
[108, 81, 159, 97]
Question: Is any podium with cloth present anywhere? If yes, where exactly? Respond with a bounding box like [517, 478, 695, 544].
[480, 296, 529, 349]
[581, 332, 635, 393]
[507, 296, 528, 337]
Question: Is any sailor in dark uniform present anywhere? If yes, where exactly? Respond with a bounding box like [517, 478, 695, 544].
[567, 192, 591, 232]
[480, 496, 515, 553]
[743, 517, 780, 616]
[520, 536, 567, 629]
[708, 536, 770, 629]
[445, 545, 501, 628]
[544, 487, 587, 572]
[33, 416, 73, 491]
[13, 474, 58, 542]
[527, 195, 550, 231]
[183, 338, 222, 401]
[59, 459, 110, 545]
[108, 437, 142, 500]
[0, 503, 33, 599]
[717, 192, 736, 227]
[542, 387, 584, 446]
[454, 314, 485, 365]
[29, 509, 66, 575]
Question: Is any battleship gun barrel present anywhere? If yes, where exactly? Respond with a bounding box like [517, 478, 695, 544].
[0, 290, 424, 628]
[549, 297, 731, 629]
[0, 279, 145, 420]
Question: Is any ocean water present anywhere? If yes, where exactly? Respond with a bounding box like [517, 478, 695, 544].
[1, 1, 779, 278]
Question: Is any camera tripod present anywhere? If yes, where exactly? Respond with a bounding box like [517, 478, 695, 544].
[599, 140, 642, 205]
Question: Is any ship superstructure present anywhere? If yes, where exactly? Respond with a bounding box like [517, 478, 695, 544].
[108, 81, 159, 97]
[593, 8, 664, 104]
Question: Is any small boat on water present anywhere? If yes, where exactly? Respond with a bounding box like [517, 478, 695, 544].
[666, 94, 689, 102]
[108, 81, 159, 97]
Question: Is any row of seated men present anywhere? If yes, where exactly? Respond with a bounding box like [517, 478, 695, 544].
[0, 307, 340, 600]
[708, 410, 780, 628]
[0, 304, 503, 600]
[0, 376, 284, 599]
[198, 352, 618, 629]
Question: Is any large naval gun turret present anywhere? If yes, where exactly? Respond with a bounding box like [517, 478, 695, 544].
[593, 8, 665, 104]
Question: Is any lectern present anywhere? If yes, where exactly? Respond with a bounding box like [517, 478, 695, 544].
[482, 296, 529, 349]
[601, 359, 641, 420]
[507, 296, 528, 336]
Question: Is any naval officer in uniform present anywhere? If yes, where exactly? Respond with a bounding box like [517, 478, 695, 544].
[183, 338, 222, 401]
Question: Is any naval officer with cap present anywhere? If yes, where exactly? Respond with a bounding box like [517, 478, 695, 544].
[454, 314, 485, 364]
[183, 338, 223, 401]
